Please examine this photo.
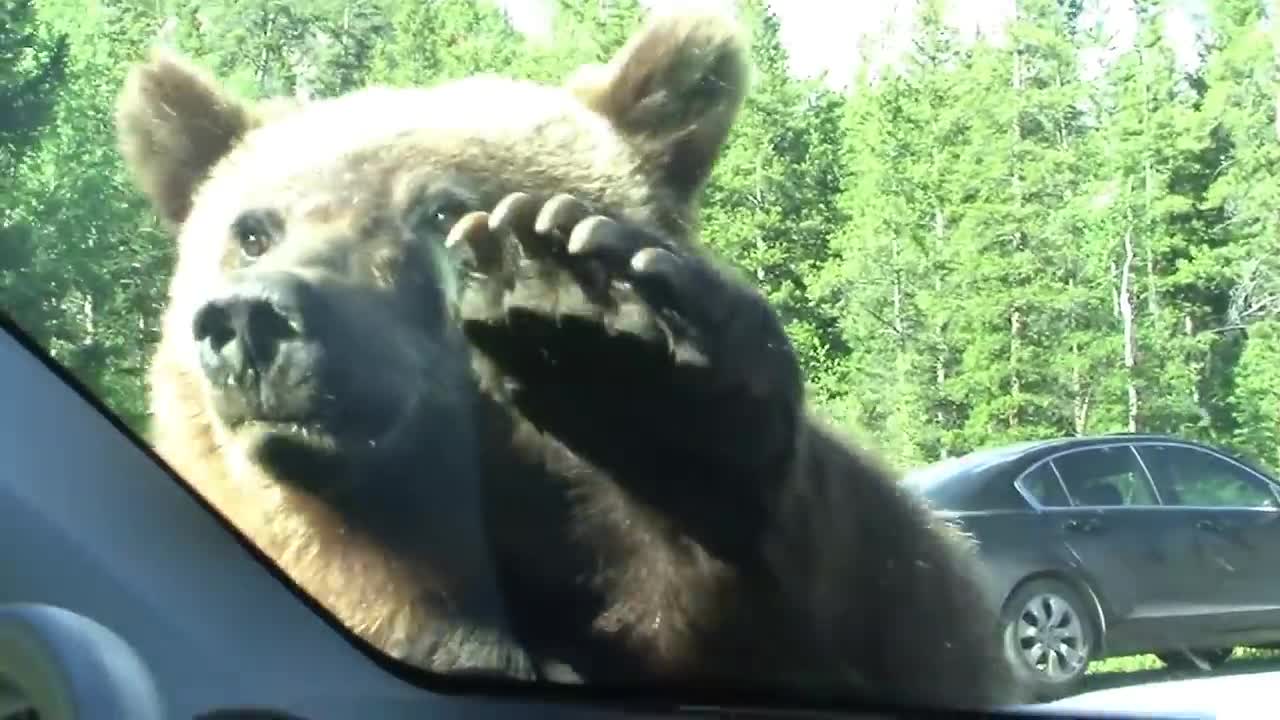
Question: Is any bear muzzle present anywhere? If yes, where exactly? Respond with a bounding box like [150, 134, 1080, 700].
[192, 270, 329, 429]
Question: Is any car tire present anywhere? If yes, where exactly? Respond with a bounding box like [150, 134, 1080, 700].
[1155, 647, 1234, 671]
[1000, 577, 1098, 702]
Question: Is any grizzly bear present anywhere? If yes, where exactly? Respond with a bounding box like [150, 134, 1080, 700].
[114, 10, 1021, 710]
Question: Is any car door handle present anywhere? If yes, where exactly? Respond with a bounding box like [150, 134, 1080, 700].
[1065, 518, 1102, 533]
[1196, 519, 1222, 533]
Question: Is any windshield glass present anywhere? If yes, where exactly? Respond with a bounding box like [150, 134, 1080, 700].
[3, 0, 1279, 715]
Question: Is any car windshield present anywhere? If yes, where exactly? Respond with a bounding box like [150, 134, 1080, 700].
[3, 0, 1279, 716]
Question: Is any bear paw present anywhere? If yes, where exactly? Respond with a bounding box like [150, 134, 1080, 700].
[447, 191, 801, 473]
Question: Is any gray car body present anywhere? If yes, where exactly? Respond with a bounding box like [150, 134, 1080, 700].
[907, 436, 1280, 660]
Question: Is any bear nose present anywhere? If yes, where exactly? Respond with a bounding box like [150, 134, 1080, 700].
[193, 273, 308, 385]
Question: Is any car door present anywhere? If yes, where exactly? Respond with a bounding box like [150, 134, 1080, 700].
[1135, 442, 1280, 624]
[1037, 444, 1192, 627]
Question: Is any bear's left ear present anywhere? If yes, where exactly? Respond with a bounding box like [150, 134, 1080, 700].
[566, 11, 749, 201]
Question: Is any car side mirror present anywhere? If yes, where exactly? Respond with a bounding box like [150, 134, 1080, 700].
[0, 603, 165, 720]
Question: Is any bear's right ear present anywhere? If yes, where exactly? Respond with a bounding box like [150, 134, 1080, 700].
[116, 49, 256, 228]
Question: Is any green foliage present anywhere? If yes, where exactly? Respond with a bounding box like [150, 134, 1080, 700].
[0, 0, 69, 168]
[0, 0, 69, 334]
[369, 0, 525, 85]
[1230, 320, 1280, 472]
[0, 0, 1276, 477]
[3, 1, 173, 429]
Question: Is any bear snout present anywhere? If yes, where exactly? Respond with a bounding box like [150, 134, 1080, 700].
[192, 271, 326, 425]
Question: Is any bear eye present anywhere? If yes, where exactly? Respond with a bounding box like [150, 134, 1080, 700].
[431, 200, 469, 229]
[231, 209, 283, 260]
[406, 189, 474, 239]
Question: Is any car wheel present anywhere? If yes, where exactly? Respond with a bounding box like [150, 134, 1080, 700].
[1000, 578, 1098, 701]
[1155, 647, 1234, 671]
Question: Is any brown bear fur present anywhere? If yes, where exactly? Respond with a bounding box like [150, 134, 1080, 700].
[115, 9, 1023, 710]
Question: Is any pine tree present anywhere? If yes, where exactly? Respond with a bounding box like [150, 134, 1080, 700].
[820, 0, 979, 462]
[697, 0, 848, 440]
[0, 0, 69, 169]
[1199, 0, 1280, 456]
[369, 0, 526, 86]
[0, 0, 70, 350]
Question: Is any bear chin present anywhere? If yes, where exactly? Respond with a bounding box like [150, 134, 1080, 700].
[234, 391, 472, 496]
[212, 366, 433, 460]
[241, 419, 345, 452]
[228, 416, 385, 491]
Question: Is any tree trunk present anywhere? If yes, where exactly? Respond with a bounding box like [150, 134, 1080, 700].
[1120, 224, 1139, 432]
[891, 238, 905, 348]
[1008, 11, 1024, 430]
[1273, 0, 1280, 142]
[933, 205, 948, 454]
[1185, 313, 1210, 424]
[1068, 278, 1090, 435]
[1072, 351, 1091, 435]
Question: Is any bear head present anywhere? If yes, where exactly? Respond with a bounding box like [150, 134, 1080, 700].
[114, 11, 751, 663]
[117, 11, 748, 496]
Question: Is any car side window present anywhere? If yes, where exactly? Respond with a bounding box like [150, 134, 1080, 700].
[1136, 444, 1278, 509]
[1051, 445, 1158, 507]
[1018, 462, 1071, 507]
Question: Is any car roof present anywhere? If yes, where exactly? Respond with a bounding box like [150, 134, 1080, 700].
[902, 432, 1276, 505]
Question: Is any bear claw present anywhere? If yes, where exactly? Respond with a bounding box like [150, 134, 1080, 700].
[630, 246, 681, 277]
[566, 216, 626, 259]
[535, 193, 591, 238]
[446, 211, 505, 272]
[489, 192, 538, 236]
